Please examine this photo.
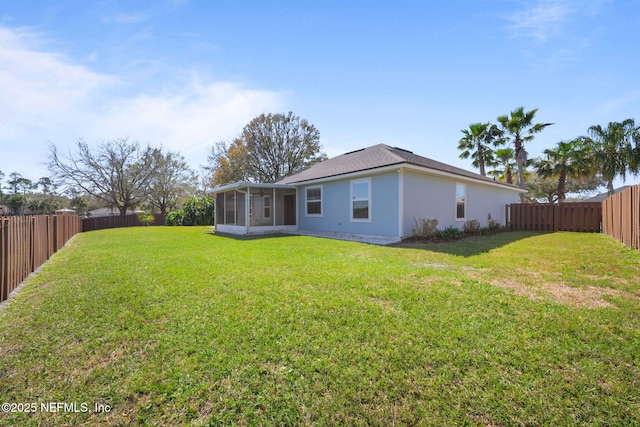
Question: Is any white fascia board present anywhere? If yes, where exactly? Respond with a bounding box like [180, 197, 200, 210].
[208, 182, 295, 194]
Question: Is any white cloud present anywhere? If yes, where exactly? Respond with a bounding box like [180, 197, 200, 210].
[102, 12, 150, 25]
[0, 25, 285, 177]
[94, 81, 285, 161]
[0, 26, 114, 138]
[508, 0, 572, 41]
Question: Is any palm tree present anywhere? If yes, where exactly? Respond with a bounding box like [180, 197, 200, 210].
[535, 138, 592, 203]
[458, 122, 504, 176]
[489, 148, 516, 184]
[497, 107, 553, 202]
[587, 119, 640, 195]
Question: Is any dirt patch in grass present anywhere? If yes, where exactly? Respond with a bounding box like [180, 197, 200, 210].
[484, 276, 636, 309]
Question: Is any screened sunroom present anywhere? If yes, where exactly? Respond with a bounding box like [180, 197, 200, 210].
[209, 183, 297, 235]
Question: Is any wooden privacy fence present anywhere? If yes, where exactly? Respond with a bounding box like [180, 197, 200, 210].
[602, 184, 640, 250]
[507, 203, 603, 232]
[1, 215, 82, 303]
[82, 214, 166, 232]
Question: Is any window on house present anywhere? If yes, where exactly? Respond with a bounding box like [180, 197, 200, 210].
[456, 184, 466, 220]
[263, 195, 271, 219]
[306, 186, 322, 216]
[351, 178, 370, 221]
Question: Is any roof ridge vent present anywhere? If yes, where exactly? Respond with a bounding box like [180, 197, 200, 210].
[344, 148, 365, 155]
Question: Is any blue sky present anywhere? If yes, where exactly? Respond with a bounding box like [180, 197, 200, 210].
[2, 0, 640, 191]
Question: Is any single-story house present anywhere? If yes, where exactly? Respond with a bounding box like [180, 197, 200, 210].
[583, 186, 631, 203]
[55, 208, 76, 214]
[88, 207, 146, 217]
[208, 144, 525, 242]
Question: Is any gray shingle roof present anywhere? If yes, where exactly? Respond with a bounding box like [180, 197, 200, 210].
[583, 186, 631, 202]
[277, 144, 519, 189]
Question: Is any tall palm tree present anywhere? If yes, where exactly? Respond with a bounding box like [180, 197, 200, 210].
[489, 148, 516, 184]
[535, 138, 592, 203]
[458, 122, 504, 176]
[587, 119, 640, 195]
[497, 107, 553, 202]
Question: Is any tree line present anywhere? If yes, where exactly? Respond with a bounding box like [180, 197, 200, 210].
[0, 172, 66, 215]
[1, 141, 197, 216]
[1, 111, 326, 217]
[8, 106, 622, 217]
[458, 107, 640, 203]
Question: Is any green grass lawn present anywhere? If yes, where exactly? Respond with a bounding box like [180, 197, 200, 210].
[1, 227, 639, 426]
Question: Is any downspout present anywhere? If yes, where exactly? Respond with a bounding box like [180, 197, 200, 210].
[398, 168, 404, 238]
[273, 187, 276, 227]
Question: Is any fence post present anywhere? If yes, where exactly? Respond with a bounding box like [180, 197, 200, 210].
[1, 218, 6, 302]
[505, 204, 509, 229]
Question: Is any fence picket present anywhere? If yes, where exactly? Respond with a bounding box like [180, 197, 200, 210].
[0, 214, 167, 303]
[507, 203, 602, 233]
[0, 215, 82, 303]
[603, 185, 640, 250]
[82, 214, 166, 232]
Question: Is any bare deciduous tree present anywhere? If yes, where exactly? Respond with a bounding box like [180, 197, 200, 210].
[146, 150, 196, 215]
[49, 138, 159, 216]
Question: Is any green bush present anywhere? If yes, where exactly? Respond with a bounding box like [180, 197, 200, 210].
[412, 218, 439, 239]
[166, 210, 184, 226]
[138, 213, 155, 226]
[480, 217, 504, 235]
[437, 225, 464, 241]
[166, 197, 215, 226]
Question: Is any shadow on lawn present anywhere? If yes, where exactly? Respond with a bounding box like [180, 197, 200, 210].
[392, 231, 545, 257]
[207, 231, 297, 242]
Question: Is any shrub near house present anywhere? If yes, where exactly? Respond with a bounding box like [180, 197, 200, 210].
[412, 217, 504, 241]
[166, 197, 214, 226]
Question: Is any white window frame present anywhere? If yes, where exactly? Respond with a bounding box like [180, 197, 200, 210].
[455, 183, 466, 221]
[350, 178, 371, 222]
[263, 195, 271, 219]
[305, 185, 323, 217]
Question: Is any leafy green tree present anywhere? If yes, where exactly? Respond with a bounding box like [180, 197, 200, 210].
[37, 177, 56, 196]
[207, 112, 327, 186]
[525, 172, 560, 203]
[69, 195, 88, 215]
[27, 198, 43, 214]
[42, 198, 63, 214]
[534, 138, 593, 203]
[587, 119, 640, 195]
[527, 171, 605, 203]
[497, 107, 553, 202]
[206, 140, 250, 187]
[6, 172, 35, 195]
[6, 194, 27, 215]
[49, 138, 160, 216]
[6, 172, 21, 194]
[458, 122, 504, 176]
